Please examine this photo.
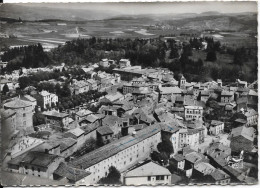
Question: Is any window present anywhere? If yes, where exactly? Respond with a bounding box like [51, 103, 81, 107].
[38, 168, 40, 172]
[23, 113, 26, 117]
[148, 176, 151, 181]
[156, 176, 160, 180]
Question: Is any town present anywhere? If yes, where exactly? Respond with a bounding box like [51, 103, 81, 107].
[1, 55, 258, 185]
[0, 2, 258, 186]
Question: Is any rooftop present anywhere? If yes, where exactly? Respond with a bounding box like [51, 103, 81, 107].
[125, 161, 171, 177]
[211, 120, 224, 126]
[54, 162, 91, 182]
[69, 123, 161, 169]
[159, 87, 182, 94]
[97, 126, 114, 135]
[231, 126, 255, 142]
[42, 110, 69, 118]
[4, 98, 32, 109]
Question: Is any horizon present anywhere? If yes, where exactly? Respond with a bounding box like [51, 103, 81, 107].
[3, 2, 257, 15]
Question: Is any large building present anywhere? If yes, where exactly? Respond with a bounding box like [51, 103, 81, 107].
[3, 98, 34, 131]
[70, 124, 162, 185]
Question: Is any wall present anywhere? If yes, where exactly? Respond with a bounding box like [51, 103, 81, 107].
[124, 175, 171, 185]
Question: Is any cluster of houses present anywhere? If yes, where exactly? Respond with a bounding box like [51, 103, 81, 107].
[1, 58, 258, 185]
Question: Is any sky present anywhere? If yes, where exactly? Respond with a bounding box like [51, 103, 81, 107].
[6, 1, 258, 15]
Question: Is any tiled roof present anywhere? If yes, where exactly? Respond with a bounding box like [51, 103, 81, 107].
[244, 108, 258, 117]
[231, 126, 255, 142]
[210, 169, 230, 180]
[185, 152, 204, 164]
[102, 115, 119, 126]
[4, 98, 32, 109]
[211, 120, 224, 126]
[60, 138, 77, 152]
[221, 90, 234, 96]
[172, 154, 185, 162]
[75, 109, 93, 117]
[66, 127, 85, 137]
[125, 161, 171, 177]
[159, 87, 182, 94]
[97, 126, 114, 135]
[69, 123, 161, 169]
[194, 162, 215, 175]
[42, 110, 69, 118]
[9, 151, 59, 168]
[54, 162, 91, 182]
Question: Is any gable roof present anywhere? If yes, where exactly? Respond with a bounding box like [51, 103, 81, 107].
[125, 161, 171, 177]
[231, 126, 255, 142]
[97, 126, 114, 135]
[54, 162, 91, 182]
[159, 87, 182, 94]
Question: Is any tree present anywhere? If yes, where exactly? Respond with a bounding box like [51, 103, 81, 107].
[206, 51, 217, 62]
[157, 140, 174, 156]
[2, 84, 9, 95]
[98, 166, 121, 185]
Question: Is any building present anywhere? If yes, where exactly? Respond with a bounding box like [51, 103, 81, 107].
[170, 154, 185, 173]
[20, 95, 37, 109]
[200, 90, 210, 103]
[70, 124, 162, 185]
[86, 79, 98, 91]
[75, 109, 93, 121]
[244, 108, 258, 126]
[64, 127, 86, 149]
[205, 169, 230, 184]
[179, 75, 186, 90]
[3, 98, 34, 131]
[179, 129, 200, 151]
[236, 79, 247, 88]
[124, 161, 171, 185]
[72, 80, 89, 95]
[38, 90, 58, 109]
[221, 91, 234, 103]
[42, 110, 70, 130]
[184, 106, 203, 121]
[8, 151, 64, 179]
[209, 120, 224, 135]
[158, 87, 182, 102]
[1, 108, 17, 136]
[96, 126, 114, 145]
[160, 123, 180, 154]
[99, 59, 110, 67]
[119, 59, 131, 68]
[230, 126, 255, 153]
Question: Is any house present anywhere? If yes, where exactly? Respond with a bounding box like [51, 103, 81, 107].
[160, 123, 180, 154]
[71, 80, 89, 95]
[38, 90, 58, 109]
[86, 79, 98, 91]
[236, 97, 248, 112]
[54, 162, 91, 184]
[209, 120, 224, 135]
[184, 106, 203, 121]
[205, 142, 231, 168]
[221, 91, 234, 103]
[8, 151, 64, 179]
[119, 59, 131, 68]
[158, 87, 182, 102]
[174, 96, 184, 107]
[199, 90, 210, 103]
[75, 109, 93, 121]
[96, 126, 114, 145]
[103, 92, 124, 103]
[64, 127, 86, 149]
[99, 59, 110, 67]
[205, 169, 230, 184]
[178, 129, 200, 151]
[124, 161, 171, 185]
[230, 126, 256, 153]
[42, 110, 70, 130]
[3, 98, 34, 132]
[170, 154, 185, 172]
[193, 162, 215, 180]
[244, 108, 258, 126]
[20, 95, 37, 109]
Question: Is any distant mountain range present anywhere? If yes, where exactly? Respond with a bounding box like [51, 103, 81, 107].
[0, 4, 257, 32]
